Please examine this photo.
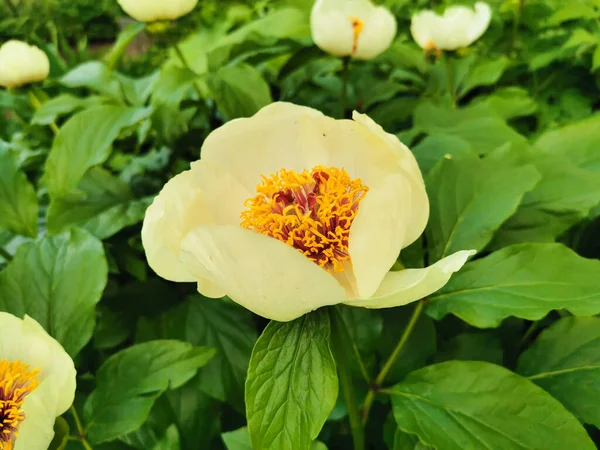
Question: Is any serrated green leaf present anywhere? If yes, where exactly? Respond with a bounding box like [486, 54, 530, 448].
[46, 167, 152, 239]
[0, 146, 38, 237]
[246, 310, 338, 450]
[208, 64, 272, 120]
[517, 316, 600, 427]
[0, 228, 107, 355]
[427, 243, 600, 328]
[44, 105, 151, 198]
[83, 340, 215, 444]
[390, 361, 595, 450]
[426, 158, 540, 262]
[184, 297, 257, 411]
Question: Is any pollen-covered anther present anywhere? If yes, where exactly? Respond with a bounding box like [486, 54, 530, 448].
[0, 360, 40, 450]
[241, 166, 368, 273]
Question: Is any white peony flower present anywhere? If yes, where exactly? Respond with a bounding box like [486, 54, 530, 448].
[411, 2, 492, 51]
[0, 41, 49, 89]
[311, 0, 397, 60]
[117, 0, 198, 22]
[0, 313, 76, 450]
[142, 102, 475, 322]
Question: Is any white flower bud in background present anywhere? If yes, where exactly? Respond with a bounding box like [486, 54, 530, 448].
[411, 2, 492, 51]
[0, 40, 49, 89]
[311, 0, 397, 60]
[117, 0, 198, 23]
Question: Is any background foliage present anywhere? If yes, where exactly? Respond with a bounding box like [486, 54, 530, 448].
[2, 0, 600, 449]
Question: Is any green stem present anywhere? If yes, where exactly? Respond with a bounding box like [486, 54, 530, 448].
[70, 406, 94, 450]
[340, 56, 351, 118]
[28, 90, 59, 134]
[362, 301, 424, 424]
[173, 43, 204, 100]
[0, 247, 12, 262]
[520, 319, 541, 348]
[443, 53, 456, 108]
[330, 307, 365, 450]
[3, 0, 17, 16]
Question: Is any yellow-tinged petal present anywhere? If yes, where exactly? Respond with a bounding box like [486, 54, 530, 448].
[13, 393, 55, 450]
[353, 7, 397, 60]
[200, 102, 330, 192]
[0, 314, 76, 417]
[351, 112, 428, 247]
[142, 167, 214, 283]
[344, 250, 476, 309]
[179, 225, 348, 321]
[0, 40, 49, 89]
[348, 174, 407, 299]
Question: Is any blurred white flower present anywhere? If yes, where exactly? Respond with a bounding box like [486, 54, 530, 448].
[117, 0, 198, 22]
[0, 41, 49, 89]
[0, 313, 76, 450]
[411, 2, 492, 51]
[311, 0, 397, 60]
[142, 102, 475, 322]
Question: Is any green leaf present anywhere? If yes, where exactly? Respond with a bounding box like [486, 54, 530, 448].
[392, 429, 433, 450]
[390, 361, 595, 450]
[31, 94, 107, 126]
[517, 316, 600, 427]
[105, 22, 146, 70]
[60, 61, 124, 100]
[184, 296, 257, 411]
[208, 63, 272, 120]
[427, 243, 600, 328]
[426, 158, 540, 262]
[48, 417, 69, 450]
[413, 102, 529, 154]
[222, 427, 253, 450]
[246, 310, 338, 450]
[0, 228, 107, 355]
[475, 87, 538, 120]
[44, 105, 151, 198]
[0, 146, 38, 237]
[46, 167, 152, 239]
[83, 340, 215, 444]
[459, 57, 509, 97]
[222, 428, 327, 450]
[492, 153, 600, 246]
[535, 114, 600, 172]
[412, 134, 475, 174]
[151, 425, 181, 450]
[592, 45, 600, 71]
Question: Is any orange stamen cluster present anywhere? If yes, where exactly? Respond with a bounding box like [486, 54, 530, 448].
[241, 166, 368, 273]
[0, 360, 40, 450]
[349, 16, 365, 55]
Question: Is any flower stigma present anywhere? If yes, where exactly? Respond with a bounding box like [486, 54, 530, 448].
[349, 16, 365, 55]
[241, 166, 368, 273]
[0, 360, 40, 450]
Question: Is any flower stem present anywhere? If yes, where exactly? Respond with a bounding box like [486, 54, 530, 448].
[28, 90, 59, 134]
[340, 56, 351, 118]
[173, 43, 204, 100]
[361, 300, 424, 424]
[442, 53, 456, 108]
[330, 307, 365, 450]
[70, 405, 94, 450]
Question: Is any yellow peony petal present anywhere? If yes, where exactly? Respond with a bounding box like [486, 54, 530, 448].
[179, 225, 348, 321]
[0, 314, 76, 417]
[117, 0, 198, 22]
[142, 167, 214, 283]
[351, 112, 429, 247]
[354, 7, 397, 60]
[344, 250, 476, 309]
[13, 392, 55, 450]
[348, 174, 408, 299]
[200, 102, 330, 193]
